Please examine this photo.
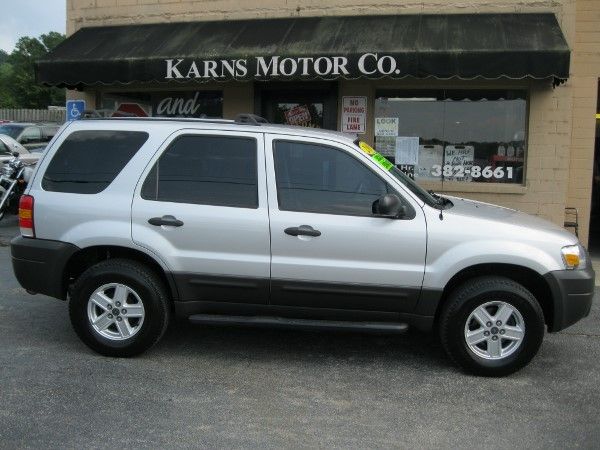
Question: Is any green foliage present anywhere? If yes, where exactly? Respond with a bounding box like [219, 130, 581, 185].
[0, 32, 66, 109]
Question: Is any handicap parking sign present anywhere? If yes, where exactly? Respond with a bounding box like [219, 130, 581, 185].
[66, 100, 86, 121]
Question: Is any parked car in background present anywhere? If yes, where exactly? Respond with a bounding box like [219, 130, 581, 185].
[0, 134, 41, 166]
[0, 123, 60, 150]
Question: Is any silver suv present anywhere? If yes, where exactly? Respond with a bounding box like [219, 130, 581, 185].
[10, 116, 595, 376]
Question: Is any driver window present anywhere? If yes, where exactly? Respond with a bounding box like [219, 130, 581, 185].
[273, 140, 391, 216]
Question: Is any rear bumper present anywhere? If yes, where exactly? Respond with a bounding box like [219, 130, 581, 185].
[544, 263, 595, 332]
[11, 236, 79, 300]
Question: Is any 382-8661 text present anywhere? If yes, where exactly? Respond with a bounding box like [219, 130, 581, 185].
[430, 165, 513, 179]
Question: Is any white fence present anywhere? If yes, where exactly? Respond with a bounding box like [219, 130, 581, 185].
[0, 109, 65, 123]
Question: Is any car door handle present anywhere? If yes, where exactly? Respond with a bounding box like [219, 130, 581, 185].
[284, 225, 321, 237]
[148, 215, 184, 227]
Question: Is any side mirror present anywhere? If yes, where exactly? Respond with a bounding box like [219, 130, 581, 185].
[372, 194, 406, 219]
[12, 151, 19, 157]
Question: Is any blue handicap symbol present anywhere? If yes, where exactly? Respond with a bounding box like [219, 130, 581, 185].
[66, 100, 85, 121]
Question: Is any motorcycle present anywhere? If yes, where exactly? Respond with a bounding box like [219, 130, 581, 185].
[0, 152, 35, 221]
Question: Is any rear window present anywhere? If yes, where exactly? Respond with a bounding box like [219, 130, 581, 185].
[42, 130, 149, 194]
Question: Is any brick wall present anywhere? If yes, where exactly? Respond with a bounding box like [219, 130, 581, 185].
[565, 0, 600, 244]
[67, 0, 574, 35]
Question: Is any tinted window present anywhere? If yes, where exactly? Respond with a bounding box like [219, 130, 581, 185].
[141, 135, 258, 208]
[43, 130, 149, 194]
[274, 141, 390, 216]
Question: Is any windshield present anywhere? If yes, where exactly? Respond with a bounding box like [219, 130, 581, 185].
[387, 165, 441, 207]
[355, 140, 442, 208]
[0, 125, 23, 139]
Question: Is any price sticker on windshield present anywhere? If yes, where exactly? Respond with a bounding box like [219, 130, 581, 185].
[359, 141, 376, 155]
[358, 141, 394, 171]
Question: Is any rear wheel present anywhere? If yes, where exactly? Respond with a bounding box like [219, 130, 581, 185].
[439, 276, 545, 376]
[69, 259, 170, 357]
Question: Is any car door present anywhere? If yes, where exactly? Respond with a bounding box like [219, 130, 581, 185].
[131, 129, 271, 304]
[265, 134, 427, 313]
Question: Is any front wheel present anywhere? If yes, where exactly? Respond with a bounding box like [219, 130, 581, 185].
[69, 259, 170, 357]
[439, 276, 545, 376]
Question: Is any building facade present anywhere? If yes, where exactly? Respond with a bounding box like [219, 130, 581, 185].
[44, 0, 599, 245]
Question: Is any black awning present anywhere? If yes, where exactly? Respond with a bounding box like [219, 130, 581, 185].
[37, 13, 570, 88]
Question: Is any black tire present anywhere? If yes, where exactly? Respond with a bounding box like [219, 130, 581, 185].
[69, 259, 170, 357]
[439, 276, 545, 377]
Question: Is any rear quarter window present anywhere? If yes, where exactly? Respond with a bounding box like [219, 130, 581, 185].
[42, 130, 149, 194]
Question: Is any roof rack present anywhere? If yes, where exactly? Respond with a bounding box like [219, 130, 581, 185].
[81, 116, 234, 124]
[234, 114, 268, 125]
[79, 112, 269, 126]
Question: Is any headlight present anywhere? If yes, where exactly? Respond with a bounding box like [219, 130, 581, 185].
[561, 244, 587, 270]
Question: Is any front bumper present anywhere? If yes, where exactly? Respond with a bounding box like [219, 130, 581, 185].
[544, 262, 595, 332]
[11, 236, 79, 300]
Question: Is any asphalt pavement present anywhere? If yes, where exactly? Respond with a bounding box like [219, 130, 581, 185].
[1, 216, 599, 449]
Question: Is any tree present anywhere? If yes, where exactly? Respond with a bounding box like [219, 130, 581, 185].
[0, 62, 15, 108]
[0, 32, 66, 109]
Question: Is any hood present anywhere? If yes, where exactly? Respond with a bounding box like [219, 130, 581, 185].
[443, 195, 576, 241]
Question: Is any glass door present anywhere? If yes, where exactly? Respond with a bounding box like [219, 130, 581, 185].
[257, 82, 338, 130]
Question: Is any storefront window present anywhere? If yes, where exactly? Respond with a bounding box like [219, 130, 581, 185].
[101, 91, 223, 118]
[374, 90, 527, 184]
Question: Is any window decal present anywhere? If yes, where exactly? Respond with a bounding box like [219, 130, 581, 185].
[358, 141, 394, 171]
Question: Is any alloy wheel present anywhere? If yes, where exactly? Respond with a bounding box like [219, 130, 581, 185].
[464, 301, 525, 360]
[87, 283, 145, 340]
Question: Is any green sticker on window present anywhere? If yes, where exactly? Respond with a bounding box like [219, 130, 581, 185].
[357, 141, 394, 171]
[372, 153, 394, 171]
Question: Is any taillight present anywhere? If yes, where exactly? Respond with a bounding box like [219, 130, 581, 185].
[19, 195, 34, 238]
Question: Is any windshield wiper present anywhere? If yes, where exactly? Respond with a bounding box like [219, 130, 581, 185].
[428, 190, 444, 204]
[428, 190, 453, 208]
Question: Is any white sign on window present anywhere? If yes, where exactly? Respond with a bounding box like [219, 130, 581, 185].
[444, 145, 474, 181]
[417, 144, 443, 180]
[341, 96, 366, 134]
[375, 117, 399, 136]
[395, 136, 420, 166]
